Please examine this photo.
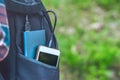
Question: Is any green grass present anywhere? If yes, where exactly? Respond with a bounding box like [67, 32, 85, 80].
[42, 0, 120, 80]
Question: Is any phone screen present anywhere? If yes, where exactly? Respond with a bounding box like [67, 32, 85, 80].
[38, 52, 58, 66]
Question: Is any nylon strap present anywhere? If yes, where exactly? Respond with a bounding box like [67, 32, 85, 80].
[5, 0, 43, 14]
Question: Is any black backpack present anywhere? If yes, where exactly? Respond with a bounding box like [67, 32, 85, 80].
[0, 0, 59, 80]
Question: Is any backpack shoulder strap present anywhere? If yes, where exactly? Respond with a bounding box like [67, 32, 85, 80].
[5, 0, 44, 14]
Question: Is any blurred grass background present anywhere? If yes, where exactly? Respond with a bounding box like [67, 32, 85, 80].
[42, 0, 120, 80]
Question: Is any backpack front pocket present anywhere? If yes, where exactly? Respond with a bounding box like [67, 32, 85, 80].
[17, 54, 59, 80]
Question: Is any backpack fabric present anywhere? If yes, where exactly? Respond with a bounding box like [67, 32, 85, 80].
[0, 0, 59, 80]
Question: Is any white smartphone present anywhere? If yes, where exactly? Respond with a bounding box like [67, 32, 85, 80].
[36, 46, 60, 68]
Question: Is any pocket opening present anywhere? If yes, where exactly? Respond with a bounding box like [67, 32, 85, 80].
[17, 54, 59, 80]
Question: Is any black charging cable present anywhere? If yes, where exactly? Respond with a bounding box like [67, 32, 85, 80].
[38, 10, 57, 48]
[46, 10, 57, 33]
[25, 11, 57, 47]
[25, 10, 57, 48]
[46, 10, 57, 48]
